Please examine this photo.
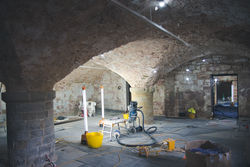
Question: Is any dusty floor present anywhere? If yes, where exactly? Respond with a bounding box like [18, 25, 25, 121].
[55, 111, 250, 167]
[0, 111, 250, 167]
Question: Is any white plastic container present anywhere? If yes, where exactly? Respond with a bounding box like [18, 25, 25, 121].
[87, 101, 96, 117]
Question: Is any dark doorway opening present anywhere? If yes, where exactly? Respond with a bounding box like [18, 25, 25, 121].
[211, 74, 238, 119]
[217, 81, 232, 101]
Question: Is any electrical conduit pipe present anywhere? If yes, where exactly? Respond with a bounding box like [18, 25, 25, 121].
[99, 85, 105, 126]
[81, 86, 88, 144]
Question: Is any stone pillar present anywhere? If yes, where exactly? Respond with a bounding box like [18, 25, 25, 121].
[2, 91, 55, 167]
[130, 87, 154, 124]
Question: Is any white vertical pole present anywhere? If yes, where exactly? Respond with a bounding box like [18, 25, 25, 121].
[231, 84, 234, 103]
[101, 85, 104, 119]
[82, 86, 88, 132]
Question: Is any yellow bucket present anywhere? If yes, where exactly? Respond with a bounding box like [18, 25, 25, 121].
[123, 113, 129, 119]
[86, 132, 103, 148]
[189, 113, 195, 119]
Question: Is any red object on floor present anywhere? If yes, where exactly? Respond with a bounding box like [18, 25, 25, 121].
[81, 110, 88, 117]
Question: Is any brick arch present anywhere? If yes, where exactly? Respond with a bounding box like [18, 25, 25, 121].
[158, 40, 250, 78]
[1, 0, 249, 91]
[92, 38, 171, 87]
[91, 38, 250, 88]
[0, 0, 160, 91]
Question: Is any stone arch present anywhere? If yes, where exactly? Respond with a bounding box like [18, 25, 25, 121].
[87, 37, 250, 122]
[162, 53, 250, 118]
[0, 0, 249, 166]
[53, 60, 129, 117]
[92, 38, 170, 88]
[159, 40, 250, 77]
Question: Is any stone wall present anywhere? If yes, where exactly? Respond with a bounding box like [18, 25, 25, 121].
[161, 55, 250, 118]
[0, 82, 6, 113]
[153, 79, 165, 116]
[2, 91, 55, 167]
[53, 70, 127, 117]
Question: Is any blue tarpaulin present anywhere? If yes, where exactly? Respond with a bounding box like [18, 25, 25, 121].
[190, 148, 221, 155]
[214, 104, 238, 118]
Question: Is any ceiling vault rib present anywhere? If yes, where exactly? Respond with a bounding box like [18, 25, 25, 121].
[79, 66, 107, 70]
[111, 0, 191, 47]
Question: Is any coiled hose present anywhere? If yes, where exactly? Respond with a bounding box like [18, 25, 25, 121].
[115, 109, 158, 147]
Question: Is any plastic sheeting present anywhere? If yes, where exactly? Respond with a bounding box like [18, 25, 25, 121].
[190, 148, 221, 155]
[214, 105, 238, 118]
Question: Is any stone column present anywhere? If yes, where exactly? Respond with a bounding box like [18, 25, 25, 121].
[2, 91, 55, 167]
[130, 87, 154, 124]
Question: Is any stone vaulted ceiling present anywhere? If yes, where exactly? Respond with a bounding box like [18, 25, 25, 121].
[0, 0, 249, 91]
[93, 39, 169, 87]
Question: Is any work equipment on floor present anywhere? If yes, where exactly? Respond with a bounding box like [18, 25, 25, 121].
[80, 86, 105, 147]
[188, 107, 196, 119]
[86, 132, 104, 148]
[185, 140, 231, 167]
[98, 85, 128, 140]
[114, 101, 157, 147]
[87, 101, 96, 117]
[99, 85, 105, 126]
[102, 118, 127, 141]
[44, 154, 56, 167]
[81, 86, 89, 144]
[123, 113, 129, 120]
[163, 138, 176, 151]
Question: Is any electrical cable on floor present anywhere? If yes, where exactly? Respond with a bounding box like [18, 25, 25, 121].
[55, 137, 72, 144]
[113, 147, 124, 167]
[56, 133, 187, 165]
[152, 128, 183, 137]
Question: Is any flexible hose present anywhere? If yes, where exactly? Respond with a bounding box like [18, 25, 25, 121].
[137, 109, 144, 130]
[137, 109, 157, 134]
[116, 109, 158, 147]
[116, 132, 157, 147]
[145, 126, 157, 134]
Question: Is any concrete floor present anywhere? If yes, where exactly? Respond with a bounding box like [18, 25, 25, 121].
[54, 111, 250, 167]
[0, 111, 250, 167]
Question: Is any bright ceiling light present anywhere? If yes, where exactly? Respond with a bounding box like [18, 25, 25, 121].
[159, 1, 165, 7]
[202, 59, 206, 62]
[214, 78, 218, 82]
[153, 70, 157, 73]
[154, 6, 159, 11]
[186, 69, 190, 72]
[164, 0, 170, 4]
[186, 77, 190, 81]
